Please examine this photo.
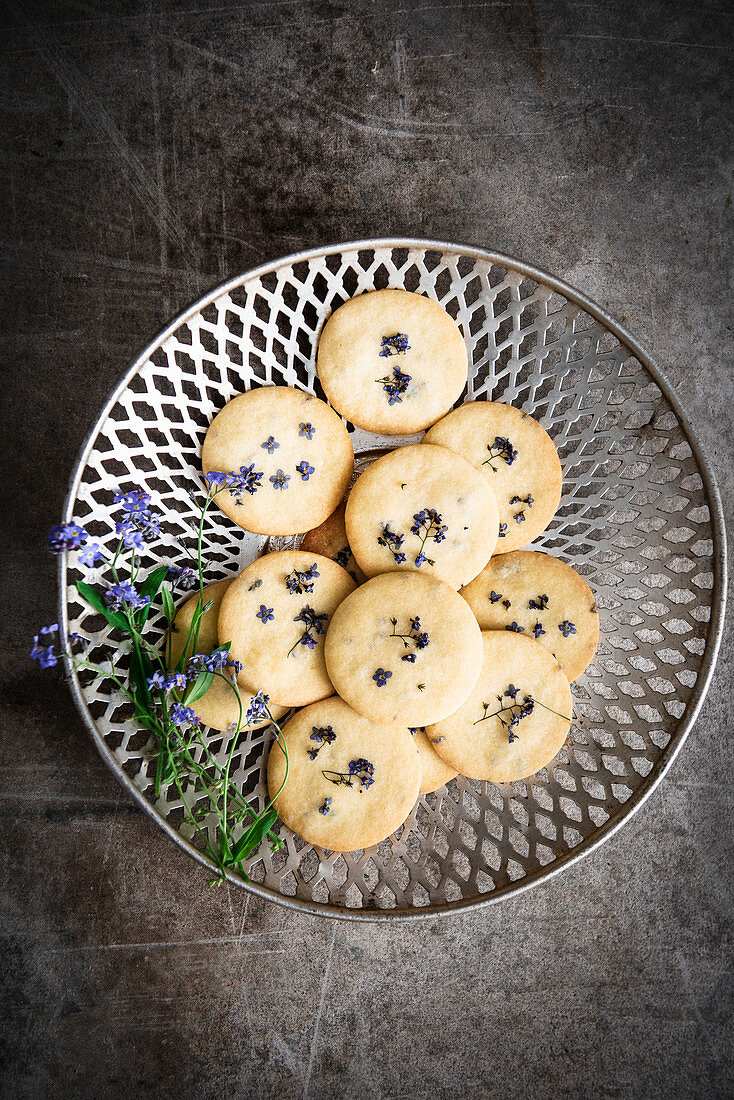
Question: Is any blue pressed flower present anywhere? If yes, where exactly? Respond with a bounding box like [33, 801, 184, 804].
[245, 689, 270, 727]
[170, 703, 200, 728]
[256, 605, 275, 624]
[285, 563, 320, 595]
[104, 582, 151, 612]
[377, 524, 407, 565]
[47, 521, 89, 553]
[299, 422, 316, 439]
[489, 590, 503, 604]
[401, 653, 416, 663]
[318, 796, 332, 815]
[375, 364, 411, 403]
[475, 684, 539, 743]
[532, 622, 546, 638]
[482, 436, 518, 471]
[295, 460, 315, 481]
[261, 436, 279, 454]
[378, 333, 410, 357]
[299, 633, 316, 650]
[498, 522, 508, 538]
[293, 606, 328, 635]
[390, 615, 430, 654]
[372, 667, 392, 687]
[348, 758, 375, 789]
[559, 620, 577, 638]
[502, 599, 511, 610]
[528, 594, 549, 611]
[505, 622, 524, 633]
[409, 508, 446, 566]
[269, 469, 290, 491]
[206, 465, 263, 501]
[513, 511, 526, 524]
[310, 726, 336, 744]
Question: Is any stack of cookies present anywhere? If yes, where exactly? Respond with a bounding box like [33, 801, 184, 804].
[181, 289, 599, 854]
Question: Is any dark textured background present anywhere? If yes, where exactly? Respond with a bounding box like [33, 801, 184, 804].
[2, 2, 732, 1097]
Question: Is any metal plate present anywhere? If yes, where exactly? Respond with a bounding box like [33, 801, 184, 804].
[60, 238, 727, 920]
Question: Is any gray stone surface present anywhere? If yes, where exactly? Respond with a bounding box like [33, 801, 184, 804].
[1, 1, 732, 1097]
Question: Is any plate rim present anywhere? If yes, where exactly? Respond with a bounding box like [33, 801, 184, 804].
[58, 237, 728, 921]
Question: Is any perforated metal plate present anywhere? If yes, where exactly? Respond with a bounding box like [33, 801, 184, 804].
[60, 239, 726, 920]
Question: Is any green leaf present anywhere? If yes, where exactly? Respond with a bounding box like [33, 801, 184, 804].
[76, 581, 128, 630]
[137, 565, 170, 601]
[160, 585, 175, 624]
[185, 669, 214, 706]
[136, 565, 170, 627]
[129, 644, 153, 709]
[230, 809, 278, 863]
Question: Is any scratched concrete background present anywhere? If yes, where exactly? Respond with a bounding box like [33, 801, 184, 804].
[2, 1, 733, 1097]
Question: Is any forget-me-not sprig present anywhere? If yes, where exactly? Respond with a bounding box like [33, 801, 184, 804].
[113, 490, 161, 541]
[167, 564, 198, 590]
[205, 464, 263, 502]
[104, 582, 151, 612]
[170, 703, 201, 729]
[410, 508, 447, 568]
[245, 689, 271, 728]
[288, 605, 329, 657]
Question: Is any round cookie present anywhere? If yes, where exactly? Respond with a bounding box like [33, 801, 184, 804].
[268, 697, 420, 851]
[424, 401, 562, 553]
[300, 502, 366, 586]
[218, 551, 356, 708]
[324, 571, 483, 727]
[426, 631, 573, 783]
[459, 550, 599, 681]
[166, 579, 287, 732]
[202, 386, 353, 535]
[316, 288, 468, 435]
[344, 444, 499, 589]
[410, 727, 458, 795]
